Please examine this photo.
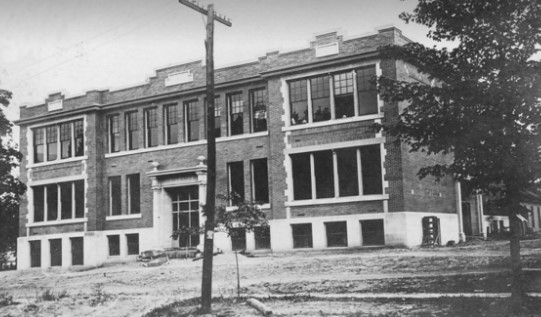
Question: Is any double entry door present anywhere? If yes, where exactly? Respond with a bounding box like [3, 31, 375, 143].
[171, 186, 200, 248]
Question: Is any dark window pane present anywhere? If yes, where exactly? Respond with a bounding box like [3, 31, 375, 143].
[311, 76, 331, 122]
[108, 235, 120, 256]
[314, 150, 334, 199]
[251, 88, 267, 132]
[30, 241, 41, 268]
[49, 239, 62, 267]
[361, 145, 383, 195]
[70, 237, 84, 265]
[228, 93, 243, 135]
[289, 80, 308, 125]
[128, 174, 140, 214]
[361, 219, 385, 246]
[46, 126, 58, 161]
[229, 161, 244, 204]
[109, 176, 121, 215]
[165, 104, 179, 145]
[185, 100, 199, 142]
[74, 180, 85, 218]
[357, 65, 378, 115]
[109, 115, 120, 153]
[230, 227, 246, 251]
[60, 182, 72, 220]
[60, 123, 72, 159]
[34, 128, 45, 163]
[254, 226, 271, 250]
[126, 112, 139, 150]
[74, 120, 84, 157]
[252, 158, 269, 203]
[33, 186, 45, 222]
[292, 224, 313, 248]
[291, 153, 312, 200]
[126, 234, 139, 255]
[46, 184, 58, 221]
[145, 108, 158, 147]
[335, 95, 355, 118]
[337, 148, 359, 197]
[325, 221, 348, 247]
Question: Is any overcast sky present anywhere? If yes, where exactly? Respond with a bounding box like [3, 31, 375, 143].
[1, 0, 443, 121]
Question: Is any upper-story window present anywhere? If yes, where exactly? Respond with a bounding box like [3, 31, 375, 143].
[126, 112, 139, 150]
[250, 88, 267, 133]
[288, 65, 378, 126]
[184, 100, 199, 142]
[227, 92, 243, 136]
[32, 180, 85, 222]
[108, 115, 120, 153]
[32, 119, 84, 164]
[164, 104, 179, 145]
[203, 96, 222, 139]
[145, 108, 158, 148]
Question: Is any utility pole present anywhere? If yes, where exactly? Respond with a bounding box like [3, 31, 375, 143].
[177, 0, 231, 313]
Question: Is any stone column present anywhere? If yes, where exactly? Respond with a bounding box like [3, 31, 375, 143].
[476, 193, 486, 239]
[455, 181, 466, 243]
[151, 176, 169, 249]
[196, 160, 208, 251]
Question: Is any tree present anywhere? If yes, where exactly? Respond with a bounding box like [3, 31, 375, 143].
[0, 89, 26, 268]
[375, 0, 541, 313]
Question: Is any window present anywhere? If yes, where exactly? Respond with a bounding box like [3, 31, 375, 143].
[292, 224, 313, 248]
[357, 65, 378, 115]
[228, 161, 244, 204]
[325, 221, 348, 247]
[290, 145, 383, 201]
[32, 119, 84, 163]
[126, 234, 139, 255]
[333, 72, 355, 118]
[288, 65, 378, 125]
[145, 108, 158, 147]
[361, 219, 385, 246]
[60, 122, 72, 159]
[33, 128, 45, 163]
[227, 93, 243, 135]
[311, 75, 331, 122]
[30, 240, 41, 268]
[32, 181, 85, 222]
[49, 239, 62, 267]
[250, 88, 267, 132]
[70, 237, 84, 266]
[46, 126, 58, 161]
[289, 79, 308, 125]
[164, 104, 179, 145]
[185, 100, 199, 142]
[251, 158, 269, 204]
[126, 112, 139, 150]
[254, 226, 271, 250]
[203, 97, 222, 138]
[108, 115, 120, 153]
[171, 186, 200, 248]
[108, 235, 120, 256]
[127, 174, 140, 214]
[230, 227, 246, 251]
[109, 176, 121, 216]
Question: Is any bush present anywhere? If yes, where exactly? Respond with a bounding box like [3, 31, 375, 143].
[0, 292, 13, 306]
[39, 289, 68, 301]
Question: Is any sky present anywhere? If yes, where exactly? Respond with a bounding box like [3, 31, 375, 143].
[0, 0, 443, 122]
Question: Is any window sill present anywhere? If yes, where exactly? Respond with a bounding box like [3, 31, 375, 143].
[27, 218, 87, 227]
[27, 156, 88, 168]
[282, 113, 382, 132]
[225, 203, 271, 212]
[285, 194, 388, 207]
[106, 214, 142, 221]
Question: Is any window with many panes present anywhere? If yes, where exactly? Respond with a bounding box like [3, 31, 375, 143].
[250, 88, 267, 132]
[32, 180, 85, 222]
[185, 100, 199, 142]
[108, 115, 120, 153]
[109, 176, 121, 216]
[145, 108, 158, 147]
[126, 112, 139, 150]
[32, 119, 85, 163]
[164, 104, 179, 145]
[127, 174, 140, 214]
[289, 65, 378, 125]
[227, 93, 243, 136]
[290, 144, 383, 200]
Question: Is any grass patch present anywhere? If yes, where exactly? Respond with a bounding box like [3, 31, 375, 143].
[38, 289, 68, 301]
[0, 292, 14, 306]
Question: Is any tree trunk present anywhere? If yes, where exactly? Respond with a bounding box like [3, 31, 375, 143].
[509, 207, 523, 313]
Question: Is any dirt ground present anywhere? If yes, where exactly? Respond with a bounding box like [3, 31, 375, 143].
[0, 239, 540, 317]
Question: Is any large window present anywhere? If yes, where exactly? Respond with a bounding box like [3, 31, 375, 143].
[32, 180, 85, 222]
[250, 88, 267, 132]
[127, 174, 140, 214]
[32, 119, 85, 163]
[290, 144, 383, 200]
[164, 104, 179, 145]
[126, 112, 139, 150]
[227, 93, 243, 136]
[145, 108, 158, 148]
[228, 161, 244, 205]
[109, 176, 121, 216]
[108, 115, 120, 153]
[251, 158, 269, 204]
[185, 100, 199, 142]
[289, 65, 378, 125]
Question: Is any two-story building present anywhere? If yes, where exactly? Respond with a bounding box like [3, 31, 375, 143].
[16, 27, 462, 269]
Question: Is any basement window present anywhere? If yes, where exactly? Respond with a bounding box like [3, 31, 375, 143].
[30, 240, 41, 268]
[126, 234, 139, 255]
[230, 227, 246, 251]
[361, 219, 385, 246]
[254, 226, 271, 250]
[292, 223, 313, 248]
[108, 235, 120, 256]
[325, 221, 348, 247]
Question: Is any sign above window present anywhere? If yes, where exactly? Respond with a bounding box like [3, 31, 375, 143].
[315, 42, 339, 58]
[165, 70, 194, 87]
[48, 100, 63, 111]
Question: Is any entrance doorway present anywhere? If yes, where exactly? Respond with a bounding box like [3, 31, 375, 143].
[171, 186, 200, 248]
